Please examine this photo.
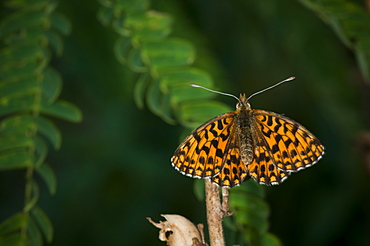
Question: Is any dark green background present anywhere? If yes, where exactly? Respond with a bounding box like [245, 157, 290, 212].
[1, 0, 369, 245]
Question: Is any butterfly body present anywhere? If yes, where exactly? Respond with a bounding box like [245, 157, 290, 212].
[234, 93, 254, 165]
[172, 91, 324, 188]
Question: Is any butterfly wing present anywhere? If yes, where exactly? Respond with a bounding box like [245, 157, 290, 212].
[211, 129, 249, 187]
[248, 128, 290, 185]
[249, 109, 324, 184]
[171, 112, 238, 180]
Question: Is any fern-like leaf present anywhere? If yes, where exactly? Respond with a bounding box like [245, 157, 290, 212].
[0, 1, 81, 245]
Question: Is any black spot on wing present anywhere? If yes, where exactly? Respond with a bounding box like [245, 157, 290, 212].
[216, 149, 223, 158]
[217, 119, 223, 130]
[266, 115, 273, 126]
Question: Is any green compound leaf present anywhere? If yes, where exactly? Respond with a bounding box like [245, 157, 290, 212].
[0, 2, 79, 246]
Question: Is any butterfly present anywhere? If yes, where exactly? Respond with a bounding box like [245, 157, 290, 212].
[171, 77, 325, 187]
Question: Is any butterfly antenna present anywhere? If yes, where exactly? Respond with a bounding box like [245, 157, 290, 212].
[190, 84, 239, 101]
[247, 76, 296, 100]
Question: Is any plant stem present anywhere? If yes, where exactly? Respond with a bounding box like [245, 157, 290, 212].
[221, 187, 231, 216]
[205, 179, 225, 246]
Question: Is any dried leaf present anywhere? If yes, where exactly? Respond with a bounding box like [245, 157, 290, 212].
[147, 214, 205, 246]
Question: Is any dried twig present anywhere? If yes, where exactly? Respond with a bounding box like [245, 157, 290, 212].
[205, 179, 225, 246]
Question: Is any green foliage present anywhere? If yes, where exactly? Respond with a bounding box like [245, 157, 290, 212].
[226, 181, 282, 246]
[299, 0, 370, 82]
[0, 0, 81, 245]
[97, 0, 231, 128]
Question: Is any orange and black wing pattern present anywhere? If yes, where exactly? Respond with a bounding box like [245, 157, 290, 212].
[211, 129, 249, 187]
[171, 112, 247, 186]
[248, 110, 325, 185]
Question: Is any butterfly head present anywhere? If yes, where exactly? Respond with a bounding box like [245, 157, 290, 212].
[236, 93, 251, 109]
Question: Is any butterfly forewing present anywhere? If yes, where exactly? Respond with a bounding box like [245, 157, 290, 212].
[253, 110, 325, 174]
[171, 112, 237, 179]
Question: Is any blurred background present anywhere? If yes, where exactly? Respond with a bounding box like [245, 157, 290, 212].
[1, 0, 370, 245]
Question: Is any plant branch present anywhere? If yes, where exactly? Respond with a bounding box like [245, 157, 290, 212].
[205, 179, 225, 246]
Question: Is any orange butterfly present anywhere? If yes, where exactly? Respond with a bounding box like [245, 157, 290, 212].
[171, 77, 324, 187]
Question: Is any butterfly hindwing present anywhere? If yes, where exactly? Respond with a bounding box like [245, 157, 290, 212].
[248, 128, 290, 185]
[171, 112, 236, 179]
[211, 131, 249, 187]
[252, 110, 325, 174]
